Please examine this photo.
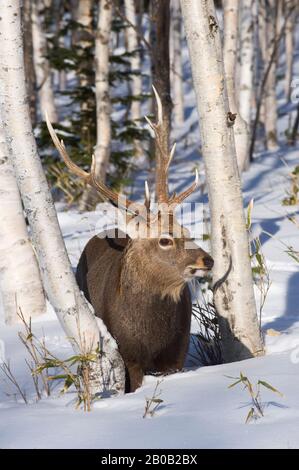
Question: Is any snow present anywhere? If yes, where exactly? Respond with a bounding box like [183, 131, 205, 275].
[1, 24, 299, 450]
[1, 143, 298, 450]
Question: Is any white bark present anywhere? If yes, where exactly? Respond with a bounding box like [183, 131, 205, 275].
[124, 0, 142, 122]
[285, 1, 296, 102]
[251, 0, 259, 113]
[76, 0, 93, 31]
[0, 0, 125, 395]
[170, 0, 184, 126]
[238, 0, 254, 170]
[75, 0, 93, 94]
[124, 0, 144, 158]
[94, 0, 112, 180]
[80, 0, 113, 210]
[264, 0, 278, 150]
[223, 0, 249, 172]
[31, 0, 57, 122]
[258, 0, 267, 126]
[180, 0, 263, 361]
[0, 122, 45, 325]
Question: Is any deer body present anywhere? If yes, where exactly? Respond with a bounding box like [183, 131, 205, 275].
[46, 86, 214, 393]
[76, 233, 193, 391]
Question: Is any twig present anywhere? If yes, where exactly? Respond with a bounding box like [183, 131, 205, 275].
[249, 3, 296, 160]
[0, 361, 28, 404]
[111, 0, 152, 53]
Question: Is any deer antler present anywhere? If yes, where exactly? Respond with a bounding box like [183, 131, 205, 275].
[145, 86, 199, 206]
[169, 168, 199, 205]
[45, 112, 146, 216]
[145, 85, 171, 204]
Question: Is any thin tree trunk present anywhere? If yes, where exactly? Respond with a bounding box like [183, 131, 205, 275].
[136, 0, 144, 56]
[0, 0, 125, 395]
[238, 0, 254, 170]
[180, 0, 264, 361]
[80, 0, 113, 211]
[258, 0, 267, 127]
[264, 0, 279, 150]
[124, 0, 142, 122]
[75, 0, 93, 32]
[21, 0, 37, 126]
[32, 0, 57, 122]
[74, 0, 94, 102]
[285, 0, 296, 102]
[170, 0, 184, 127]
[124, 0, 143, 157]
[223, 0, 249, 172]
[251, 0, 259, 114]
[151, 0, 172, 198]
[0, 122, 45, 325]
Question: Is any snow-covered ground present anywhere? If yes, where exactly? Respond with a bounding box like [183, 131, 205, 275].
[1, 26, 299, 449]
[1, 130, 298, 449]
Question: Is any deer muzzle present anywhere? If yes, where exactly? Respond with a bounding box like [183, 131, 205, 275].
[186, 254, 214, 278]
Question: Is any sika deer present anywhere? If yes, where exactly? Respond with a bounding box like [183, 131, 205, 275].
[46, 88, 214, 392]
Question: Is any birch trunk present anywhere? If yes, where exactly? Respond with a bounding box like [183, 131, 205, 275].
[76, 0, 93, 32]
[264, 0, 278, 150]
[238, 0, 254, 170]
[251, 0, 259, 114]
[21, 0, 37, 126]
[124, 0, 142, 123]
[258, 0, 267, 126]
[180, 0, 263, 361]
[75, 0, 93, 112]
[79, 0, 113, 211]
[124, 0, 143, 157]
[0, 122, 45, 325]
[0, 0, 125, 395]
[170, 0, 184, 127]
[285, 0, 296, 102]
[223, 0, 249, 172]
[32, 0, 57, 122]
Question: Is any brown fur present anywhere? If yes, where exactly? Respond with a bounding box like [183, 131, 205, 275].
[76, 230, 213, 392]
[45, 90, 214, 392]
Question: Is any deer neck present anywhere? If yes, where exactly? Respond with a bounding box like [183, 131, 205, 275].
[119, 243, 186, 303]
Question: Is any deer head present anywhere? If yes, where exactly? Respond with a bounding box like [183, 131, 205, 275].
[45, 87, 213, 302]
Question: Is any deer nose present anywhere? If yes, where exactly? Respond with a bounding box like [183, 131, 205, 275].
[203, 256, 214, 269]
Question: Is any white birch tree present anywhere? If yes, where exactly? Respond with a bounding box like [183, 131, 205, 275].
[31, 0, 57, 122]
[80, 0, 113, 210]
[170, 0, 184, 127]
[180, 0, 264, 361]
[257, 0, 267, 127]
[76, 0, 93, 33]
[124, 0, 142, 123]
[285, 0, 296, 102]
[74, 0, 94, 113]
[264, 0, 278, 150]
[0, 0, 125, 394]
[238, 0, 254, 170]
[0, 121, 45, 325]
[124, 0, 143, 157]
[223, 0, 249, 172]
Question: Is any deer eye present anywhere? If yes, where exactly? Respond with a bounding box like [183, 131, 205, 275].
[159, 237, 174, 248]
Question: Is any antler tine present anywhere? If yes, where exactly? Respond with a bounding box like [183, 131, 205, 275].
[170, 169, 200, 205]
[152, 85, 163, 126]
[166, 142, 176, 172]
[89, 154, 123, 207]
[144, 180, 151, 210]
[145, 86, 175, 204]
[45, 111, 90, 181]
[46, 112, 146, 215]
